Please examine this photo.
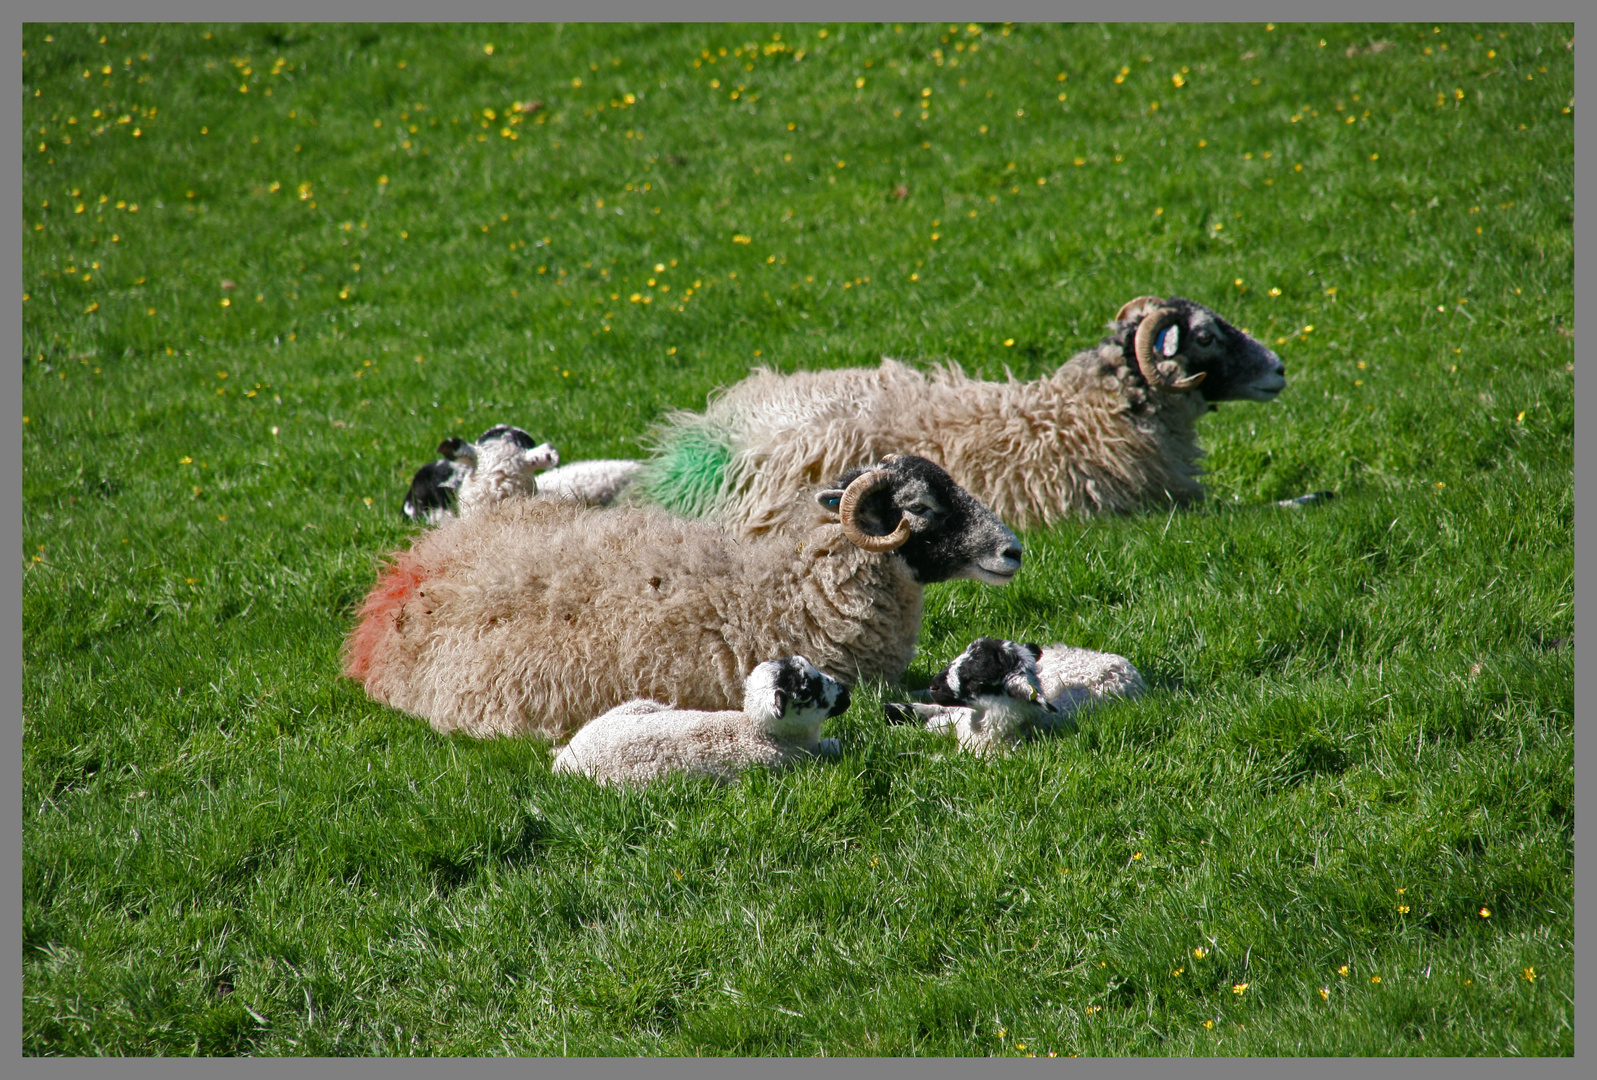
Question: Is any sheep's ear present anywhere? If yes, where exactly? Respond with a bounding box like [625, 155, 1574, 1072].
[1024, 642, 1043, 661]
[771, 687, 788, 716]
[1115, 295, 1163, 325]
[816, 488, 846, 515]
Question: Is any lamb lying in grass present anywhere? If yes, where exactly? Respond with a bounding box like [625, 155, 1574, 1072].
[551, 657, 850, 786]
[885, 637, 1145, 755]
[403, 425, 559, 524]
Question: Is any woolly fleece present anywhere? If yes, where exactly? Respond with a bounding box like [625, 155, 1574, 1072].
[345, 497, 924, 739]
[550, 658, 846, 787]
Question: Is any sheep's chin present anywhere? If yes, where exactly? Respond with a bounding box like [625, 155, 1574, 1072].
[1232, 376, 1286, 401]
[960, 563, 1020, 586]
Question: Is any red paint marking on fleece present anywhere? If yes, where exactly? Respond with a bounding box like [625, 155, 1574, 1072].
[343, 552, 426, 683]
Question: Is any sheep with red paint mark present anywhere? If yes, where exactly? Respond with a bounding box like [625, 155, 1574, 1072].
[348, 455, 1023, 740]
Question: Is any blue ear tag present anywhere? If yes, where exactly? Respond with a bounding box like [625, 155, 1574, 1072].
[1158, 325, 1180, 357]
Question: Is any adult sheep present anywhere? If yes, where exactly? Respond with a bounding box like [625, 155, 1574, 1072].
[630, 296, 1287, 534]
[345, 454, 1022, 739]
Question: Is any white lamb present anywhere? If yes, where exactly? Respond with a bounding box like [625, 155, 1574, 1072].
[886, 637, 1145, 755]
[402, 425, 559, 524]
[534, 458, 645, 507]
[551, 657, 850, 786]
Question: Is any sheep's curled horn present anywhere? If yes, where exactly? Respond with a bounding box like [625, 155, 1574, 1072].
[1129, 300, 1208, 393]
[837, 468, 913, 552]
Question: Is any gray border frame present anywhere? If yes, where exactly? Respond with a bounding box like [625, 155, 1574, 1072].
[9, 2, 1587, 1077]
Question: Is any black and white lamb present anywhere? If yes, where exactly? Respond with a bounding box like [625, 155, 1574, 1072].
[402, 424, 559, 525]
[886, 636, 1145, 755]
[550, 656, 850, 786]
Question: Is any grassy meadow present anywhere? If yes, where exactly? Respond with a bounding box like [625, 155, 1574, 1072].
[21, 22, 1572, 1055]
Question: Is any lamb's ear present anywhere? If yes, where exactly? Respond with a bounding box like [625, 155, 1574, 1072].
[772, 687, 788, 717]
[1024, 642, 1043, 661]
[815, 488, 846, 515]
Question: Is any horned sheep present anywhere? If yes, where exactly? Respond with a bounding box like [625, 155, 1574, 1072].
[629, 295, 1288, 535]
[551, 656, 850, 786]
[346, 454, 1023, 740]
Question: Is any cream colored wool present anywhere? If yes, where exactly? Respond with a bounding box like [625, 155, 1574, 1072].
[667, 347, 1206, 536]
[454, 438, 558, 517]
[1035, 643, 1147, 716]
[535, 458, 644, 507]
[350, 498, 924, 739]
[550, 659, 844, 786]
[920, 695, 1052, 757]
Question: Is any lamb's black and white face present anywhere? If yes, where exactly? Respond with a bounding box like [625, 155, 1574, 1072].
[474, 425, 559, 475]
[818, 456, 1024, 585]
[438, 436, 476, 465]
[927, 637, 1052, 711]
[477, 424, 540, 450]
[403, 459, 469, 523]
[745, 656, 851, 734]
[1114, 296, 1287, 402]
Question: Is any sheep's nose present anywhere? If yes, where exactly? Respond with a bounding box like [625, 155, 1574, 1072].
[1001, 544, 1023, 565]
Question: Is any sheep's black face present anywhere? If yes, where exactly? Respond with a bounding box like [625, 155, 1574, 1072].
[928, 637, 1046, 706]
[1115, 297, 1287, 402]
[403, 459, 467, 523]
[824, 456, 1023, 585]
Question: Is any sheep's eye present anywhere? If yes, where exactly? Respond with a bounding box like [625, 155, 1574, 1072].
[907, 501, 934, 516]
[1195, 330, 1214, 346]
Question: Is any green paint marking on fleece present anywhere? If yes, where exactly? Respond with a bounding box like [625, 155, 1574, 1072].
[635, 422, 732, 519]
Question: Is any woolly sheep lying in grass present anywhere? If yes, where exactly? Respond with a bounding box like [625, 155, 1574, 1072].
[886, 637, 1146, 755]
[346, 454, 1023, 739]
[630, 295, 1287, 535]
[551, 656, 850, 786]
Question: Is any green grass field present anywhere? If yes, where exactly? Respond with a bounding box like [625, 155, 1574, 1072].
[22, 22, 1572, 1056]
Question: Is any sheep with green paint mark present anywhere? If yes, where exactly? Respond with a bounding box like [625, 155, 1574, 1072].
[627, 296, 1286, 535]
